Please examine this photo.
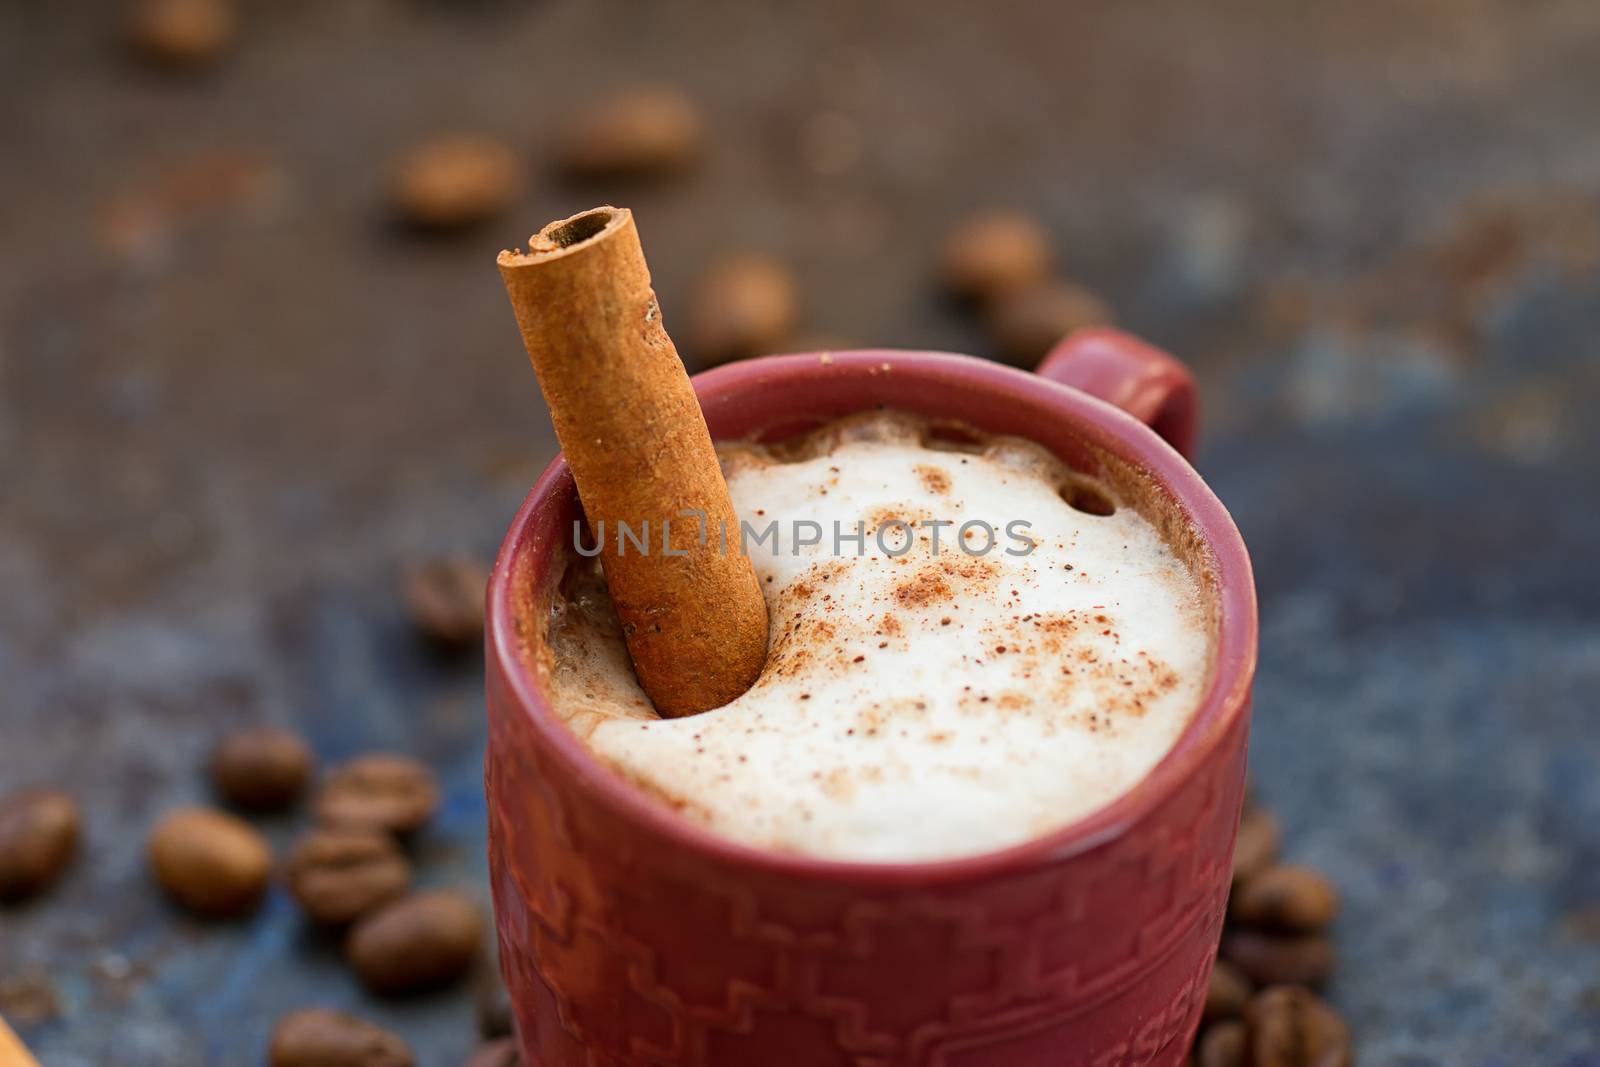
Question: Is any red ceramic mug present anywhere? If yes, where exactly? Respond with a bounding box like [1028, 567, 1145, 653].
[485, 328, 1257, 1067]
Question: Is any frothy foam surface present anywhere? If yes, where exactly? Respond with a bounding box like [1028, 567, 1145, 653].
[542, 410, 1213, 862]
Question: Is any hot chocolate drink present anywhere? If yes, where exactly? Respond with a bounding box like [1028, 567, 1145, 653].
[538, 409, 1214, 862]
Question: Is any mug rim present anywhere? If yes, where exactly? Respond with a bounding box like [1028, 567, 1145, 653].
[488, 348, 1258, 887]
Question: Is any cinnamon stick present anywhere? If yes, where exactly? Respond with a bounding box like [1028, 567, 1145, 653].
[0, 1013, 42, 1067]
[497, 207, 768, 717]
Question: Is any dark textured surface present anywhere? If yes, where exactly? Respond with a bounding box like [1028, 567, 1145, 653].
[1, 1, 1598, 1064]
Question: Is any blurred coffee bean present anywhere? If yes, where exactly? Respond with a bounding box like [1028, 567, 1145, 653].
[126, 0, 234, 69]
[1232, 807, 1283, 885]
[684, 254, 799, 365]
[1231, 865, 1340, 932]
[285, 826, 411, 926]
[0, 789, 80, 902]
[558, 86, 705, 181]
[1196, 1019, 1246, 1067]
[391, 136, 522, 231]
[984, 278, 1111, 365]
[404, 557, 489, 649]
[777, 334, 858, 356]
[0, 973, 61, 1026]
[1246, 986, 1352, 1067]
[100, 148, 279, 262]
[347, 890, 484, 995]
[1203, 960, 1253, 1023]
[1220, 930, 1335, 988]
[315, 754, 440, 836]
[461, 1038, 520, 1067]
[476, 966, 514, 1038]
[269, 1007, 413, 1067]
[148, 806, 271, 918]
[939, 211, 1052, 305]
[210, 727, 313, 813]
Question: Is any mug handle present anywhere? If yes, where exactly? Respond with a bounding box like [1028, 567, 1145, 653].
[1035, 327, 1199, 460]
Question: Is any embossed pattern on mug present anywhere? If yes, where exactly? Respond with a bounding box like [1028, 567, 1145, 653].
[486, 678, 1248, 1066]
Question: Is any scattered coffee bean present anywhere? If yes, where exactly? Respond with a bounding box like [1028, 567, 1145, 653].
[1196, 1019, 1247, 1067]
[939, 211, 1052, 305]
[983, 278, 1111, 365]
[210, 727, 313, 813]
[315, 753, 440, 836]
[0, 788, 81, 903]
[476, 965, 514, 1038]
[391, 135, 522, 231]
[285, 826, 411, 926]
[347, 889, 484, 995]
[684, 254, 799, 365]
[126, 0, 235, 69]
[558, 86, 706, 181]
[0, 973, 61, 1026]
[269, 1007, 414, 1067]
[461, 1038, 520, 1067]
[779, 333, 858, 356]
[1246, 985, 1352, 1067]
[1232, 807, 1283, 885]
[404, 557, 489, 649]
[1192, 799, 1349, 1063]
[1220, 930, 1335, 989]
[1203, 960, 1253, 1024]
[148, 806, 272, 918]
[1231, 864, 1340, 933]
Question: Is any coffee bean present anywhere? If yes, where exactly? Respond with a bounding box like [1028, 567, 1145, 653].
[984, 278, 1111, 365]
[1196, 1019, 1246, 1067]
[0, 973, 61, 1026]
[269, 1007, 413, 1067]
[1220, 930, 1335, 989]
[939, 211, 1052, 305]
[126, 0, 234, 69]
[210, 727, 313, 813]
[1246, 986, 1352, 1067]
[0, 789, 80, 902]
[558, 86, 706, 180]
[1203, 960, 1253, 1024]
[347, 890, 483, 995]
[476, 966, 514, 1038]
[404, 557, 489, 649]
[391, 136, 522, 232]
[315, 754, 439, 836]
[684, 254, 799, 366]
[461, 1038, 520, 1067]
[148, 806, 271, 918]
[780, 334, 858, 356]
[1231, 865, 1340, 933]
[285, 826, 411, 926]
[1232, 807, 1283, 886]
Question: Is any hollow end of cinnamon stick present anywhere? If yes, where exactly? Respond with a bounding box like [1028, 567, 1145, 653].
[498, 206, 769, 718]
[501, 205, 624, 263]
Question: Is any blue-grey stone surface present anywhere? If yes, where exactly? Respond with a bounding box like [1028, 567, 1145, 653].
[2, 1, 1598, 1064]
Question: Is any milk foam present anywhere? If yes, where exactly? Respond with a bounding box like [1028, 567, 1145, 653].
[543, 410, 1212, 862]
